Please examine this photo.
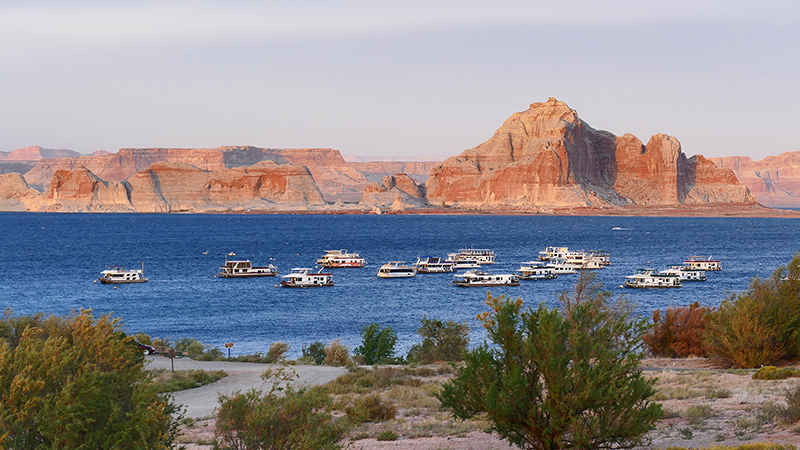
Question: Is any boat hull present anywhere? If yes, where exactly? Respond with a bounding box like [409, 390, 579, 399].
[99, 278, 148, 284]
[280, 281, 334, 288]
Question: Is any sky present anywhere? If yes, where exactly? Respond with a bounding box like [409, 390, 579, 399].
[1, 0, 798, 161]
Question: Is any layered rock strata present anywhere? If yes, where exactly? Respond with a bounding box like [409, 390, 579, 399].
[710, 152, 800, 207]
[360, 174, 427, 211]
[350, 161, 441, 183]
[426, 98, 755, 208]
[0, 146, 81, 160]
[5, 161, 325, 212]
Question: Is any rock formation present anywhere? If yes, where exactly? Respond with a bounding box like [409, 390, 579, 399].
[0, 173, 41, 211]
[426, 98, 755, 208]
[22, 146, 366, 201]
[0, 146, 81, 160]
[710, 152, 800, 207]
[350, 161, 441, 183]
[360, 174, 427, 211]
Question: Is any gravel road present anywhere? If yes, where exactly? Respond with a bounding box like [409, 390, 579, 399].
[145, 356, 348, 419]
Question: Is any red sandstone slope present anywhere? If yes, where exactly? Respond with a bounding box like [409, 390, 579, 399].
[426, 98, 755, 208]
[0, 146, 81, 161]
[710, 152, 800, 207]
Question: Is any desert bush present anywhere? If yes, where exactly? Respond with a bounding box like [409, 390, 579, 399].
[752, 366, 800, 380]
[437, 273, 661, 450]
[303, 341, 326, 365]
[213, 367, 349, 450]
[344, 393, 397, 423]
[0, 309, 181, 449]
[644, 301, 709, 357]
[325, 338, 351, 366]
[376, 430, 399, 441]
[354, 323, 400, 365]
[704, 254, 800, 368]
[151, 369, 228, 393]
[267, 341, 290, 362]
[154, 336, 224, 360]
[406, 316, 469, 364]
[682, 404, 713, 426]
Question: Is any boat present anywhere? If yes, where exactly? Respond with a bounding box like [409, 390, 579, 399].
[99, 263, 148, 284]
[444, 257, 481, 270]
[538, 246, 570, 261]
[453, 270, 519, 287]
[684, 256, 721, 271]
[447, 248, 496, 265]
[563, 251, 605, 269]
[377, 261, 417, 278]
[587, 250, 611, 266]
[218, 256, 278, 278]
[414, 256, 454, 273]
[624, 269, 682, 288]
[316, 249, 366, 268]
[659, 266, 708, 282]
[280, 268, 333, 288]
[544, 259, 578, 274]
[515, 261, 557, 280]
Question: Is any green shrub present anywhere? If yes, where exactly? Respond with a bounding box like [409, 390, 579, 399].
[682, 404, 713, 426]
[644, 301, 709, 358]
[151, 369, 227, 393]
[704, 254, 800, 368]
[377, 430, 399, 441]
[354, 323, 400, 365]
[325, 338, 351, 366]
[0, 309, 181, 449]
[407, 316, 469, 364]
[752, 366, 800, 380]
[213, 367, 349, 450]
[303, 341, 326, 365]
[437, 274, 661, 450]
[344, 393, 397, 423]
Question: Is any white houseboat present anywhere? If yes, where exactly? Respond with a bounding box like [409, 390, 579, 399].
[684, 256, 722, 271]
[218, 257, 278, 278]
[280, 268, 334, 288]
[316, 249, 366, 268]
[447, 248, 496, 265]
[544, 259, 578, 274]
[563, 251, 605, 270]
[452, 270, 519, 287]
[377, 261, 417, 278]
[414, 256, 454, 273]
[587, 250, 611, 266]
[538, 246, 570, 261]
[515, 261, 557, 280]
[625, 269, 682, 288]
[99, 264, 148, 284]
[659, 266, 708, 282]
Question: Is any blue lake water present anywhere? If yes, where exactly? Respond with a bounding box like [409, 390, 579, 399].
[1, 212, 798, 358]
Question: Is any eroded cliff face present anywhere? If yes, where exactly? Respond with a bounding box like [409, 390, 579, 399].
[359, 174, 427, 211]
[426, 98, 755, 207]
[11, 160, 325, 212]
[0, 146, 81, 161]
[23, 146, 366, 201]
[710, 152, 800, 207]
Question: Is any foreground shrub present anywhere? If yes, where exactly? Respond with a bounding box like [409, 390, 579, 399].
[644, 301, 709, 357]
[267, 341, 290, 362]
[753, 366, 800, 380]
[407, 316, 469, 364]
[325, 338, 351, 366]
[704, 254, 800, 368]
[0, 309, 181, 449]
[437, 274, 661, 450]
[303, 341, 326, 365]
[344, 393, 397, 423]
[213, 367, 349, 450]
[354, 323, 400, 365]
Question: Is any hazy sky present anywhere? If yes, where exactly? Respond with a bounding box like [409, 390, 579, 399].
[1, 1, 798, 161]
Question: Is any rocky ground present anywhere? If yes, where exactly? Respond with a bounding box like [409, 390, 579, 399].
[176, 357, 800, 449]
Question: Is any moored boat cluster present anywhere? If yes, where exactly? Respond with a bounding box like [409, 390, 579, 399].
[624, 255, 721, 289]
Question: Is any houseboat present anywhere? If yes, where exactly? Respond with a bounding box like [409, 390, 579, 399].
[99, 264, 148, 284]
[377, 261, 417, 278]
[280, 268, 334, 288]
[625, 269, 682, 288]
[218, 257, 278, 278]
[563, 251, 605, 269]
[659, 266, 708, 282]
[316, 249, 366, 268]
[444, 257, 481, 270]
[587, 250, 611, 266]
[538, 246, 570, 261]
[515, 261, 557, 280]
[414, 256, 454, 273]
[447, 248, 496, 264]
[684, 256, 722, 271]
[452, 270, 519, 287]
[544, 259, 578, 274]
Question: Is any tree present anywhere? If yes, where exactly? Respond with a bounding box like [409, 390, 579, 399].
[0, 309, 181, 449]
[704, 254, 800, 367]
[353, 323, 399, 365]
[437, 274, 661, 450]
[407, 316, 469, 363]
[213, 367, 349, 450]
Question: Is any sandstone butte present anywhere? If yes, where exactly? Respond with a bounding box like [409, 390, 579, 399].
[0, 161, 325, 213]
[425, 98, 755, 209]
[359, 174, 427, 212]
[710, 152, 800, 207]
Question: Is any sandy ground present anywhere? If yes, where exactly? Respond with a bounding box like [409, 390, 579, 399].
[172, 357, 800, 449]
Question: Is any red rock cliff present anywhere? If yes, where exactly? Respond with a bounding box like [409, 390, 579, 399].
[426, 98, 755, 207]
[709, 152, 800, 207]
